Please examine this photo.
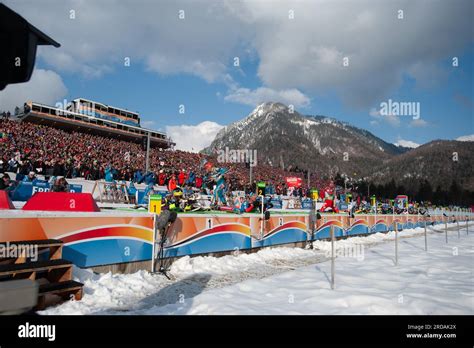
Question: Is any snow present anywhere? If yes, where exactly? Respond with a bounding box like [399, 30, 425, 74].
[290, 118, 320, 128]
[395, 139, 420, 148]
[456, 134, 474, 142]
[231, 102, 288, 131]
[40, 223, 474, 315]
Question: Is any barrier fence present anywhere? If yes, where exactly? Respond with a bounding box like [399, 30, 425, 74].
[327, 212, 472, 290]
[0, 206, 472, 269]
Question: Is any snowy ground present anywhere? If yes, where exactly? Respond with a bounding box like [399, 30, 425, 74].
[41, 222, 474, 315]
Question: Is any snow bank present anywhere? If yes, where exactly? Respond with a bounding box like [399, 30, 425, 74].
[170, 247, 314, 277]
[145, 226, 473, 315]
[40, 223, 473, 315]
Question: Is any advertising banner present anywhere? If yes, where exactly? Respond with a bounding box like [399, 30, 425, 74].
[11, 181, 83, 201]
[286, 177, 302, 188]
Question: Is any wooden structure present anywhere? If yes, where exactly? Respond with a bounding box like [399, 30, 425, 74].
[0, 239, 83, 310]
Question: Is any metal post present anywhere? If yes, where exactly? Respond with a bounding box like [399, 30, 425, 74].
[392, 208, 395, 232]
[330, 225, 335, 290]
[394, 222, 398, 266]
[417, 208, 420, 229]
[374, 198, 377, 233]
[445, 210, 448, 244]
[145, 132, 151, 173]
[151, 213, 157, 272]
[457, 208, 460, 239]
[309, 198, 316, 249]
[424, 218, 427, 252]
[260, 195, 264, 240]
[467, 210, 469, 235]
[249, 163, 253, 186]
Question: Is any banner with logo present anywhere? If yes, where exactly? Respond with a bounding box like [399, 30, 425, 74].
[12, 181, 83, 201]
[285, 177, 302, 188]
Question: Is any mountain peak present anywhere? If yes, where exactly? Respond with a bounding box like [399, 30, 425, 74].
[252, 102, 290, 116]
[203, 103, 407, 173]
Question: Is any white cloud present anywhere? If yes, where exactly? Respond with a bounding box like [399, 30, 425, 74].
[410, 118, 429, 127]
[371, 106, 429, 128]
[0, 69, 67, 112]
[369, 107, 400, 127]
[224, 87, 310, 108]
[4, 0, 471, 109]
[166, 121, 224, 152]
[5, 0, 249, 84]
[243, 0, 472, 108]
[394, 139, 420, 148]
[385, 115, 401, 127]
[369, 108, 381, 117]
[456, 134, 474, 142]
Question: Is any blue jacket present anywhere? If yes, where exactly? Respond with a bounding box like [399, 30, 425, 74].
[143, 172, 156, 186]
[105, 167, 115, 182]
[134, 170, 143, 183]
[186, 171, 196, 185]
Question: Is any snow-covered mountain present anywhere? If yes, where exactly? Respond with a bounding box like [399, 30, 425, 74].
[203, 102, 474, 192]
[203, 102, 406, 176]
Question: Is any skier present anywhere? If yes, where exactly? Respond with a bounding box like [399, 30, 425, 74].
[211, 167, 229, 207]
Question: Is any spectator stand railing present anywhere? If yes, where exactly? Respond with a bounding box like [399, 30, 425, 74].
[92, 181, 130, 204]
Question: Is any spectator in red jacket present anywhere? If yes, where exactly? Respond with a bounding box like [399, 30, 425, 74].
[178, 169, 186, 186]
[168, 174, 177, 191]
[158, 170, 166, 186]
[195, 176, 203, 189]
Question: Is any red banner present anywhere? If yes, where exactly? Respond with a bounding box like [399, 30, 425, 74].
[286, 177, 302, 188]
[23, 192, 100, 212]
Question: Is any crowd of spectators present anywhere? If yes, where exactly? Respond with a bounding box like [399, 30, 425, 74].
[0, 119, 332, 196]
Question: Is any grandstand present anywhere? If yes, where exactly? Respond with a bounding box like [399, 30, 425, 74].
[71, 98, 140, 127]
[18, 99, 174, 148]
[1, 99, 323, 192]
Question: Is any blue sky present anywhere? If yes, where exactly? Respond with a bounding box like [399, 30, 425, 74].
[1, 0, 473, 151]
